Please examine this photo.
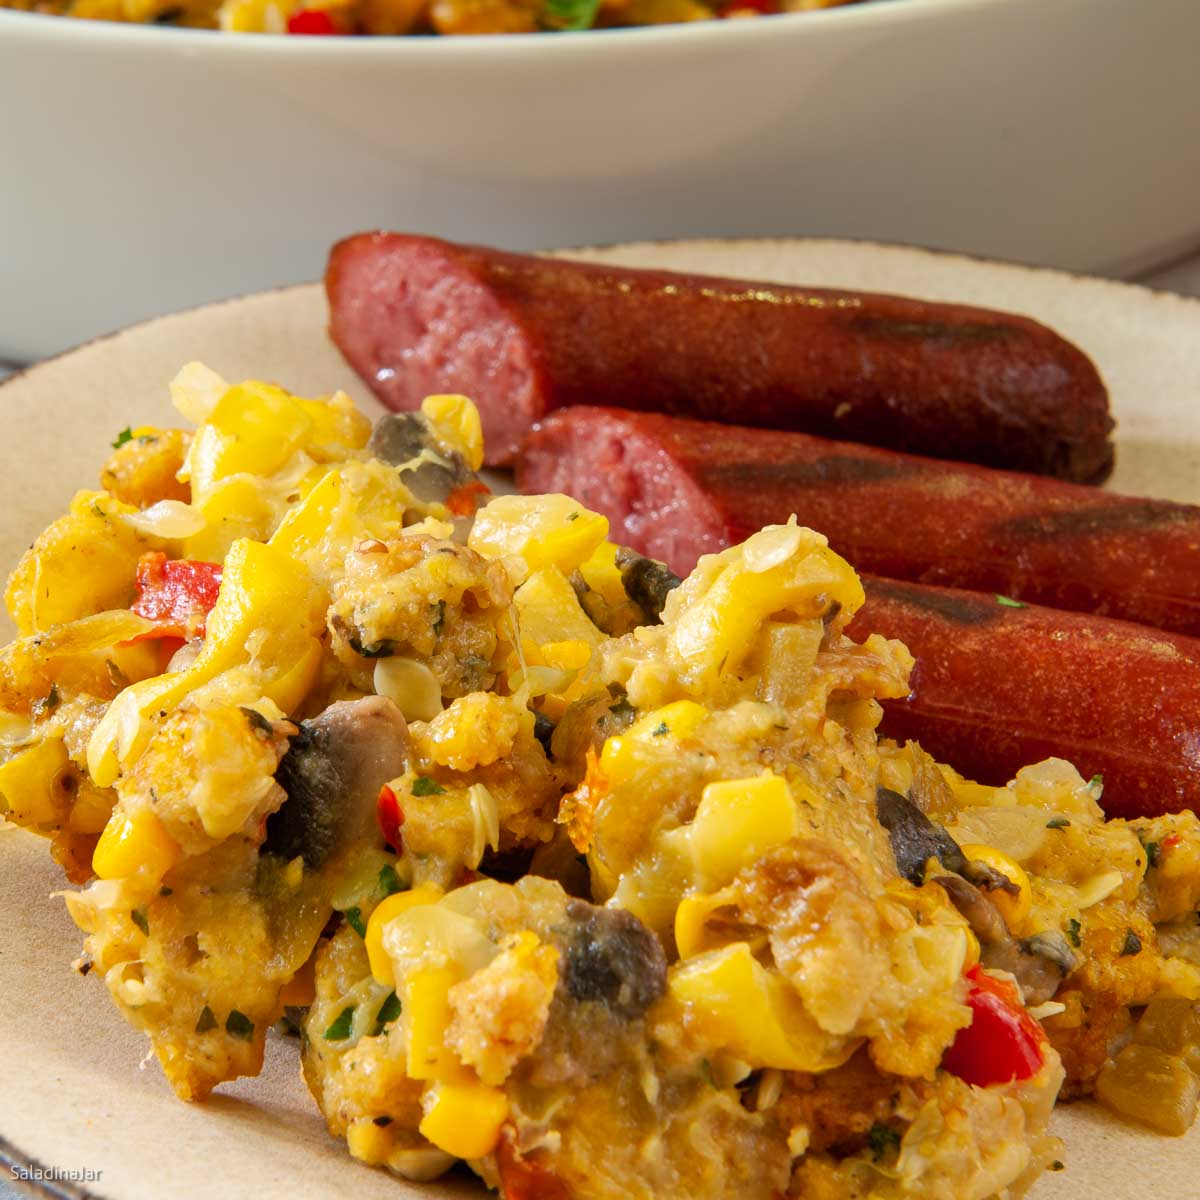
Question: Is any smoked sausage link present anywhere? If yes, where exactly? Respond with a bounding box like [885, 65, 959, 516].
[326, 233, 1113, 477]
[848, 579, 1200, 820]
[517, 407, 1200, 637]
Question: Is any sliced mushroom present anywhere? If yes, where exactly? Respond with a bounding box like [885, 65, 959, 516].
[264, 696, 410, 868]
[562, 900, 667, 1019]
[876, 787, 968, 885]
[369, 412, 476, 507]
[614, 548, 682, 624]
[982, 933, 1077, 1006]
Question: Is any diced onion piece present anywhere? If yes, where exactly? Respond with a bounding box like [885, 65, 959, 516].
[121, 500, 207, 540]
[1075, 869, 1125, 909]
[373, 657, 443, 723]
[740, 520, 805, 574]
[170, 361, 229, 425]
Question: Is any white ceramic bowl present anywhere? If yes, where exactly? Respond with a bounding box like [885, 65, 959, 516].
[2, 0, 1199, 362]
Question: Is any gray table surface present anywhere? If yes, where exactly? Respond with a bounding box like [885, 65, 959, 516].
[2, 249, 1200, 1199]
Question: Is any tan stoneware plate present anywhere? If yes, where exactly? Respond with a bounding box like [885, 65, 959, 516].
[1, 239, 1199, 1200]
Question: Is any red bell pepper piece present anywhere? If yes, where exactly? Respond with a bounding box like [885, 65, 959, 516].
[497, 1134, 570, 1200]
[377, 784, 405, 853]
[718, 0, 778, 16]
[446, 480, 491, 518]
[130, 552, 223, 638]
[287, 8, 338, 33]
[942, 965, 1046, 1087]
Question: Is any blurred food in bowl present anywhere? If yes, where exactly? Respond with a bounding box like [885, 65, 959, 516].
[0, 0, 856, 33]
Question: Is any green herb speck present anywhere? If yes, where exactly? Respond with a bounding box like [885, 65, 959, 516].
[324, 1006, 356, 1041]
[111, 427, 134, 450]
[699, 1058, 716, 1088]
[431, 600, 446, 638]
[1046, 817, 1071, 830]
[1142, 838, 1162, 869]
[1119, 928, 1142, 957]
[378, 864, 403, 896]
[868, 1123, 902, 1162]
[541, 0, 600, 30]
[995, 594, 1026, 609]
[374, 991, 402, 1035]
[34, 684, 60, 716]
[226, 1010, 255, 1041]
[344, 906, 366, 938]
[1066, 918, 1082, 948]
[651, 722, 669, 737]
[130, 909, 149, 935]
[195, 1006, 217, 1034]
[412, 776, 445, 797]
[566, 511, 580, 522]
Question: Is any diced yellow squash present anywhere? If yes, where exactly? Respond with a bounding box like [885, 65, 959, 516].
[4, 491, 151, 636]
[419, 1080, 509, 1160]
[668, 536, 863, 693]
[579, 540, 627, 608]
[674, 887, 738, 960]
[470, 495, 608, 578]
[184, 475, 277, 562]
[0, 737, 69, 831]
[92, 807, 180, 885]
[669, 942, 854, 1072]
[87, 538, 324, 786]
[689, 772, 799, 887]
[421, 394, 484, 472]
[405, 966, 471, 1083]
[346, 1116, 396, 1166]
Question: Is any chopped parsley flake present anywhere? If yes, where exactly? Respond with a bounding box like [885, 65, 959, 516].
[1088, 773, 1104, 791]
[195, 1006, 217, 1034]
[868, 1123, 901, 1161]
[130, 909, 149, 935]
[226, 1010, 255, 1041]
[324, 1006, 356, 1041]
[412, 776, 445, 797]
[111, 427, 134, 450]
[431, 600, 446, 637]
[344, 906, 366, 938]
[699, 1058, 716, 1088]
[378, 864, 403, 896]
[374, 991, 402, 1035]
[652, 722, 670, 737]
[566, 511, 580, 522]
[541, 0, 600, 29]
[1119, 929, 1142, 957]
[994, 594, 1026, 608]
[34, 684, 60, 716]
[1142, 838, 1162, 869]
[1066, 918, 1082, 948]
[1046, 817, 1071, 830]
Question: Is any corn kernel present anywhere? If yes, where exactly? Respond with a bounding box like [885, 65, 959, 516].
[469, 494, 608, 577]
[959, 843, 1032, 933]
[418, 1081, 508, 1160]
[674, 887, 738, 959]
[346, 1116, 396, 1165]
[92, 808, 180, 885]
[690, 772, 799, 887]
[0, 737, 70, 831]
[599, 701, 709, 786]
[365, 883, 443, 985]
[421, 394, 484, 472]
[669, 943, 852, 1072]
